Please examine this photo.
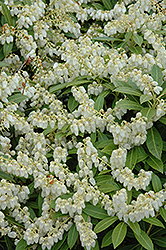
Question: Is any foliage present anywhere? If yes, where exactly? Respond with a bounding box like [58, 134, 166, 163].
[0, 0, 166, 250]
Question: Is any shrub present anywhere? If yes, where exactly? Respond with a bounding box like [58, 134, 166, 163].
[0, 0, 166, 249]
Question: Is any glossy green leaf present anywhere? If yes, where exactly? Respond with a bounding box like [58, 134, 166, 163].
[83, 204, 108, 219]
[159, 116, 166, 125]
[22, 0, 32, 5]
[4, 236, 13, 250]
[92, 37, 123, 42]
[8, 93, 28, 103]
[60, 243, 69, 250]
[136, 146, 148, 163]
[141, 107, 156, 120]
[94, 95, 104, 111]
[51, 234, 67, 250]
[102, 0, 112, 9]
[67, 96, 79, 112]
[3, 42, 13, 57]
[112, 222, 127, 249]
[102, 82, 115, 91]
[38, 191, 44, 216]
[101, 230, 113, 248]
[92, 240, 99, 250]
[152, 173, 162, 192]
[96, 139, 115, 148]
[125, 31, 133, 42]
[151, 64, 163, 86]
[94, 216, 118, 233]
[132, 34, 143, 47]
[28, 206, 36, 220]
[126, 147, 137, 170]
[113, 87, 142, 97]
[1, 2, 12, 26]
[140, 95, 153, 104]
[67, 224, 78, 249]
[15, 239, 27, 250]
[128, 221, 141, 235]
[101, 144, 117, 155]
[98, 182, 119, 193]
[146, 155, 163, 173]
[143, 217, 165, 228]
[146, 127, 163, 160]
[95, 175, 114, 186]
[92, 3, 105, 10]
[43, 124, 57, 135]
[159, 207, 166, 222]
[134, 230, 154, 250]
[0, 61, 10, 67]
[52, 212, 68, 219]
[129, 46, 142, 55]
[5, 216, 24, 228]
[116, 100, 142, 110]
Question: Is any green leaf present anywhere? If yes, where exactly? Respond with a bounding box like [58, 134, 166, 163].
[94, 216, 118, 233]
[92, 240, 99, 250]
[92, 3, 105, 10]
[134, 230, 154, 250]
[146, 127, 163, 160]
[113, 87, 142, 97]
[151, 64, 163, 86]
[15, 239, 27, 250]
[3, 42, 13, 57]
[101, 144, 117, 155]
[102, 0, 112, 9]
[22, 0, 32, 5]
[101, 230, 113, 248]
[126, 147, 137, 170]
[67, 96, 79, 112]
[141, 107, 156, 120]
[92, 37, 123, 42]
[140, 95, 153, 104]
[43, 124, 57, 135]
[125, 31, 133, 42]
[38, 191, 44, 216]
[8, 93, 28, 103]
[5, 215, 24, 228]
[0, 170, 15, 182]
[83, 204, 108, 219]
[132, 34, 143, 47]
[116, 100, 142, 110]
[129, 46, 142, 55]
[51, 233, 67, 250]
[60, 243, 69, 250]
[136, 146, 148, 163]
[28, 206, 36, 220]
[102, 82, 115, 91]
[146, 155, 163, 173]
[95, 175, 114, 186]
[1, 2, 12, 26]
[159, 207, 166, 222]
[112, 222, 127, 249]
[152, 173, 162, 192]
[67, 224, 78, 249]
[153, 237, 166, 247]
[97, 130, 108, 142]
[94, 95, 104, 111]
[143, 217, 165, 228]
[52, 212, 68, 219]
[28, 182, 34, 195]
[0, 61, 10, 67]
[96, 139, 114, 149]
[128, 221, 141, 235]
[98, 181, 119, 193]
[159, 116, 166, 125]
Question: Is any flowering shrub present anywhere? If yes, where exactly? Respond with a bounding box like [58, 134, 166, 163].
[0, 0, 166, 249]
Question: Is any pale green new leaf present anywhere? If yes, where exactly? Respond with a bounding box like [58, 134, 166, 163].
[132, 34, 143, 47]
[112, 222, 127, 249]
[143, 217, 165, 228]
[146, 127, 163, 159]
[151, 64, 163, 86]
[94, 216, 118, 233]
[134, 230, 154, 250]
[140, 95, 153, 104]
[152, 173, 162, 192]
[128, 221, 141, 235]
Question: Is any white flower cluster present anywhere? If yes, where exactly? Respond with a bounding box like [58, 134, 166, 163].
[74, 215, 97, 250]
[0, 24, 14, 45]
[110, 148, 152, 191]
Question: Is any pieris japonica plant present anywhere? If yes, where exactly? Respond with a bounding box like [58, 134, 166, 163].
[0, 0, 166, 249]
